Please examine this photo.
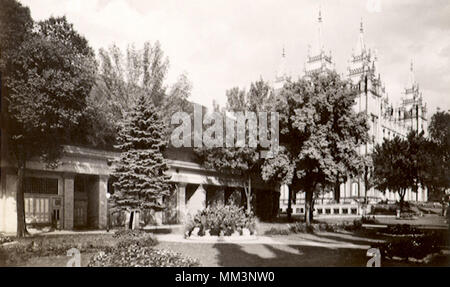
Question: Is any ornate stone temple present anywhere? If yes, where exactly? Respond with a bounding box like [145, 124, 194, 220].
[277, 9, 428, 216]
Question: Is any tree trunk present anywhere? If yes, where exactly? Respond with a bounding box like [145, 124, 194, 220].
[398, 189, 405, 213]
[244, 177, 252, 214]
[364, 167, 369, 203]
[305, 190, 314, 227]
[414, 182, 418, 202]
[127, 210, 136, 230]
[334, 181, 340, 203]
[16, 160, 28, 237]
[287, 186, 292, 221]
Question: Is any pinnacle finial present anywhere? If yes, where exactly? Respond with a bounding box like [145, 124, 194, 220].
[282, 46, 285, 58]
[410, 60, 413, 71]
[360, 18, 364, 33]
[318, 7, 322, 23]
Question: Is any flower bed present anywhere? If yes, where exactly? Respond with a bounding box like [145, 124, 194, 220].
[185, 204, 257, 238]
[89, 230, 199, 267]
[88, 245, 199, 267]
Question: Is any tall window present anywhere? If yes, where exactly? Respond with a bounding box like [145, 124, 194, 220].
[24, 177, 57, 224]
[352, 182, 359, 197]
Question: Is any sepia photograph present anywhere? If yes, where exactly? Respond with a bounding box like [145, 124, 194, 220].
[0, 0, 449, 274]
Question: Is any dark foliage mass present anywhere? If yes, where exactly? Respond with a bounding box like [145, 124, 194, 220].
[373, 231, 448, 260]
[111, 95, 173, 212]
[372, 124, 449, 208]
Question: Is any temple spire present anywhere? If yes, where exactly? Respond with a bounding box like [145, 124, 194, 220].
[275, 46, 287, 87]
[408, 60, 415, 86]
[304, 6, 334, 76]
[406, 59, 418, 92]
[354, 18, 365, 55]
[318, 7, 323, 53]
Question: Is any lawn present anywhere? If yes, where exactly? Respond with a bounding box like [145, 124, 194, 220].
[1, 219, 449, 267]
[0, 230, 198, 267]
[156, 239, 449, 267]
[0, 233, 117, 267]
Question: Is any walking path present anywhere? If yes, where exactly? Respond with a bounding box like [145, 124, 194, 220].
[155, 233, 376, 250]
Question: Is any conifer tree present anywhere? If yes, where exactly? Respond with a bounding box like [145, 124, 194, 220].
[112, 95, 173, 214]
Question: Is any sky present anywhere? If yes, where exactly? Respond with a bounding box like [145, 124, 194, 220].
[19, 0, 450, 117]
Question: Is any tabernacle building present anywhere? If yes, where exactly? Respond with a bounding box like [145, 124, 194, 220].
[0, 131, 278, 234]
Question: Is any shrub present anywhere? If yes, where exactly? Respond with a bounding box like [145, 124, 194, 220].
[351, 218, 363, 230]
[360, 215, 378, 224]
[382, 224, 421, 235]
[264, 227, 291, 235]
[398, 212, 416, 219]
[263, 220, 368, 236]
[373, 232, 446, 260]
[288, 222, 314, 233]
[369, 204, 397, 215]
[0, 234, 13, 245]
[264, 222, 348, 235]
[186, 204, 257, 237]
[88, 245, 200, 267]
[113, 230, 158, 248]
[316, 223, 337, 232]
[288, 222, 334, 233]
[113, 229, 144, 239]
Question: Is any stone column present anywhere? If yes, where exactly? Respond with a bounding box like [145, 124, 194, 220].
[97, 175, 108, 229]
[63, 174, 75, 230]
[186, 184, 206, 217]
[177, 183, 187, 223]
[89, 175, 108, 229]
[1, 174, 18, 234]
[155, 199, 163, 226]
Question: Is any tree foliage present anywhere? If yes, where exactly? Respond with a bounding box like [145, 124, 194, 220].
[0, 0, 32, 70]
[93, 42, 191, 144]
[5, 16, 96, 163]
[426, 111, 450, 200]
[373, 121, 450, 206]
[372, 136, 410, 206]
[3, 15, 96, 236]
[429, 110, 450, 148]
[196, 79, 275, 213]
[262, 72, 369, 225]
[96, 42, 168, 118]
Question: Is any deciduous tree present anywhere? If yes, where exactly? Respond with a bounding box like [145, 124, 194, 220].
[4, 16, 96, 236]
[196, 79, 275, 214]
[425, 111, 450, 201]
[372, 137, 410, 210]
[94, 42, 191, 140]
[262, 72, 369, 226]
